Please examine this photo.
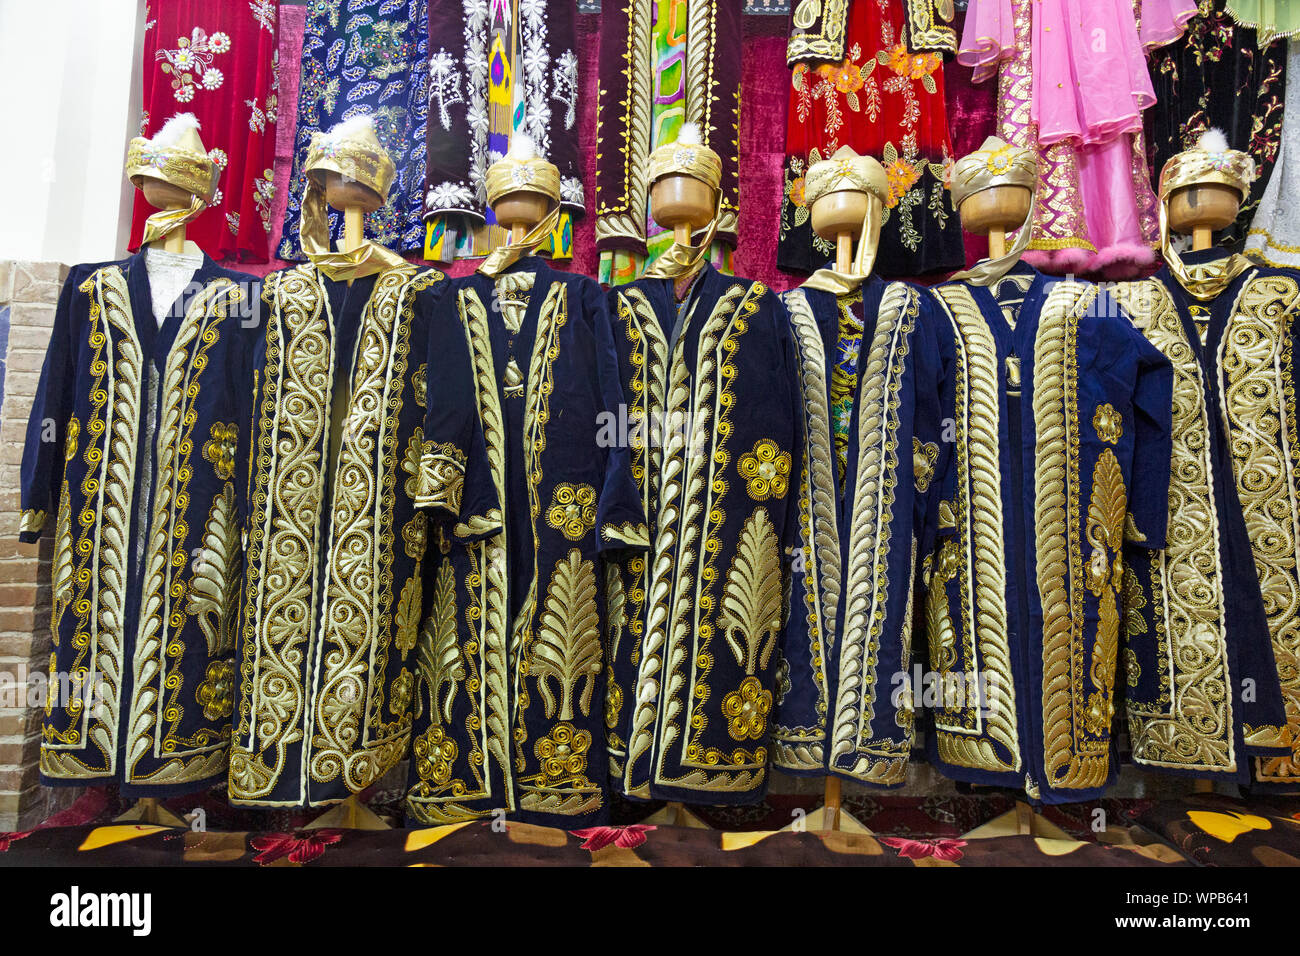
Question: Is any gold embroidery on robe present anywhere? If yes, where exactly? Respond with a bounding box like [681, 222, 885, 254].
[927, 284, 1020, 773]
[1112, 281, 1234, 773]
[1217, 275, 1300, 783]
[773, 288, 840, 771]
[40, 269, 140, 781]
[828, 283, 917, 784]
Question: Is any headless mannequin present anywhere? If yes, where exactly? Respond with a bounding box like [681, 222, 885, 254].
[1168, 181, 1240, 795]
[806, 185, 875, 835]
[948, 183, 1074, 841]
[303, 170, 393, 831]
[650, 172, 714, 299]
[140, 179, 204, 329]
[112, 178, 203, 830]
[493, 189, 552, 246]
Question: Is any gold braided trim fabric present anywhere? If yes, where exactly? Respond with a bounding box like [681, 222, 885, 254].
[305, 127, 397, 202]
[126, 136, 218, 201]
[484, 156, 562, 207]
[647, 140, 722, 191]
[949, 137, 1039, 287]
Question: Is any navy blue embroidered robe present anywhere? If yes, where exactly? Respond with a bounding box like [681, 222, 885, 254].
[605, 264, 803, 804]
[20, 253, 258, 795]
[404, 258, 645, 827]
[921, 264, 1174, 804]
[229, 262, 446, 807]
[1113, 263, 1293, 785]
[775, 274, 949, 783]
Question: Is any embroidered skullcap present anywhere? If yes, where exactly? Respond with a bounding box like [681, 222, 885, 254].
[646, 122, 723, 191]
[947, 136, 1038, 211]
[484, 133, 561, 207]
[1159, 128, 1256, 202]
[804, 146, 889, 206]
[305, 114, 397, 203]
[125, 113, 219, 202]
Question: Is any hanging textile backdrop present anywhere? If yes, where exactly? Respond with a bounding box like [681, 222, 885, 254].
[256, 11, 797, 290]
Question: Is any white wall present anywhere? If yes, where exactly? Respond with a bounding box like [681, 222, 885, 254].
[0, 0, 146, 264]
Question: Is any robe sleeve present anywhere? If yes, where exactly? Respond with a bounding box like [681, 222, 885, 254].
[775, 290, 806, 560]
[911, 289, 952, 562]
[1120, 304, 1174, 549]
[19, 268, 80, 543]
[590, 280, 649, 552]
[419, 283, 501, 543]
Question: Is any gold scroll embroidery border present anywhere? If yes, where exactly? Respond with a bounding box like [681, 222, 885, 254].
[1037, 282, 1112, 791]
[229, 266, 332, 805]
[125, 278, 242, 788]
[1112, 280, 1235, 773]
[929, 284, 1020, 774]
[40, 268, 138, 782]
[827, 282, 915, 784]
[1217, 275, 1300, 783]
[513, 281, 569, 779]
[773, 288, 840, 771]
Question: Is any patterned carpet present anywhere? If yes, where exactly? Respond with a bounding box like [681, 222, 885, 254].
[2, 786, 1296, 866]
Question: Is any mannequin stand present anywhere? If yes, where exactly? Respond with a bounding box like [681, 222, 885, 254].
[305, 794, 390, 831]
[114, 797, 188, 828]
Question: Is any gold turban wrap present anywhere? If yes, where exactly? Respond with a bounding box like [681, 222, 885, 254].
[125, 113, 219, 246]
[1158, 129, 1257, 300]
[643, 123, 724, 281]
[300, 115, 406, 281]
[479, 135, 564, 277]
[801, 146, 888, 292]
[948, 136, 1039, 286]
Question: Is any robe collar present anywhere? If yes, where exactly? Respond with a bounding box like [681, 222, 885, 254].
[124, 247, 226, 360]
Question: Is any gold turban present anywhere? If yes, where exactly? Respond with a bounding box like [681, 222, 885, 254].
[948, 136, 1039, 286]
[484, 151, 561, 207]
[126, 113, 219, 246]
[799, 146, 888, 290]
[479, 136, 563, 277]
[646, 136, 723, 192]
[642, 124, 724, 281]
[300, 115, 406, 281]
[1158, 130, 1257, 300]
[804, 146, 889, 207]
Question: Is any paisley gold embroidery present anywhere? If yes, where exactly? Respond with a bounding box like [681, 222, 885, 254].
[394, 575, 421, 658]
[1092, 403, 1122, 445]
[544, 483, 598, 542]
[1083, 449, 1125, 738]
[720, 508, 783, 674]
[418, 439, 467, 514]
[722, 675, 773, 741]
[201, 422, 239, 480]
[913, 437, 938, 493]
[737, 439, 792, 502]
[532, 549, 603, 720]
[186, 483, 240, 656]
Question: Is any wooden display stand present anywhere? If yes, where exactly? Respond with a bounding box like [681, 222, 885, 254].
[632, 171, 716, 829]
[959, 184, 1033, 261]
[1168, 182, 1240, 253]
[650, 172, 714, 297]
[493, 190, 552, 245]
[784, 184, 880, 835]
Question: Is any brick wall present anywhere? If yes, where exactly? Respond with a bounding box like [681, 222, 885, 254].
[0, 260, 77, 832]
